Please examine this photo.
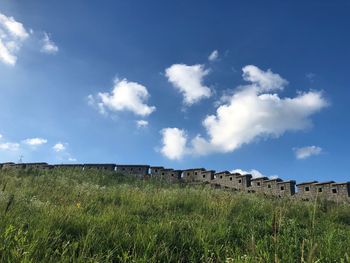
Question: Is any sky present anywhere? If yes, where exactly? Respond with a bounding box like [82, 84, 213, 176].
[0, 1, 349, 183]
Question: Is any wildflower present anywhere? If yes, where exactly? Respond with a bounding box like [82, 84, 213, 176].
[76, 202, 81, 208]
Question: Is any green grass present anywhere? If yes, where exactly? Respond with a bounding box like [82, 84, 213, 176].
[0, 169, 349, 262]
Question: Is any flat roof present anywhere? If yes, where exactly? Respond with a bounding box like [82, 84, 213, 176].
[84, 163, 116, 166]
[150, 166, 164, 169]
[332, 182, 350, 185]
[215, 171, 230, 175]
[116, 164, 150, 167]
[296, 181, 318, 186]
[251, 177, 269, 181]
[183, 168, 206, 171]
[202, 170, 216, 173]
[264, 178, 283, 183]
[22, 162, 48, 165]
[314, 181, 335, 185]
[277, 180, 296, 184]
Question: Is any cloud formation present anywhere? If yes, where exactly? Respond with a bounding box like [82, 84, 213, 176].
[160, 65, 328, 159]
[22, 137, 47, 146]
[165, 64, 211, 105]
[40, 32, 58, 54]
[53, 143, 65, 152]
[0, 12, 29, 65]
[136, 120, 148, 128]
[294, 145, 322, 159]
[91, 78, 156, 116]
[160, 128, 188, 160]
[0, 142, 20, 151]
[208, 50, 219, 61]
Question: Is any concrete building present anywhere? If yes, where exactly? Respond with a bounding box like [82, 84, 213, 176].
[116, 164, 150, 177]
[149, 166, 164, 177]
[249, 177, 269, 193]
[296, 181, 318, 201]
[1, 162, 16, 169]
[277, 180, 296, 197]
[200, 170, 216, 183]
[84, 163, 116, 171]
[53, 164, 84, 170]
[211, 171, 231, 188]
[182, 168, 206, 182]
[329, 182, 350, 203]
[263, 178, 283, 195]
[233, 173, 252, 191]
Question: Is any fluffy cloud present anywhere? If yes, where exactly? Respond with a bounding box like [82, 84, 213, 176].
[0, 142, 19, 151]
[208, 50, 219, 61]
[231, 168, 278, 179]
[165, 64, 211, 105]
[53, 143, 65, 152]
[160, 128, 188, 160]
[40, 32, 58, 54]
[136, 120, 148, 128]
[91, 78, 156, 116]
[68, 157, 77, 162]
[294, 146, 322, 159]
[22, 137, 47, 146]
[0, 12, 29, 65]
[160, 65, 328, 159]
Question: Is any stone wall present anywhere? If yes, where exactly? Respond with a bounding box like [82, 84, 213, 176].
[0, 162, 349, 203]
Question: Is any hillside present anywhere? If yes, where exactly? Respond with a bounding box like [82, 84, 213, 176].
[0, 169, 349, 262]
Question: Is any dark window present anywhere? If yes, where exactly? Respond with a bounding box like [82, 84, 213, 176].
[318, 188, 323, 192]
[139, 168, 141, 171]
[122, 168, 125, 171]
[155, 169, 158, 172]
[257, 182, 261, 186]
[230, 177, 232, 181]
[332, 188, 337, 194]
[187, 172, 190, 176]
[194, 172, 197, 175]
[220, 176, 223, 179]
[238, 179, 242, 183]
[161, 173, 165, 175]
[305, 186, 310, 192]
[203, 175, 206, 178]
[280, 186, 285, 191]
[268, 184, 271, 188]
[131, 168, 133, 171]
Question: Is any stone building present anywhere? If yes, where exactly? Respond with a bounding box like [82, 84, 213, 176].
[233, 173, 252, 191]
[211, 171, 231, 188]
[116, 164, 150, 177]
[262, 178, 283, 195]
[200, 170, 216, 183]
[329, 182, 350, 203]
[149, 166, 164, 177]
[296, 181, 318, 200]
[163, 169, 182, 182]
[276, 180, 296, 197]
[1, 162, 15, 169]
[84, 163, 116, 171]
[313, 181, 336, 199]
[182, 168, 206, 182]
[53, 164, 84, 170]
[249, 177, 269, 193]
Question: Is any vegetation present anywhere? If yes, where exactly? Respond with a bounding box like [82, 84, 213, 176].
[0, 169, 349, 262]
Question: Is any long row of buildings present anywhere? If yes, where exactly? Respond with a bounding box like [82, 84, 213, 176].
[1, 162, 349, 203]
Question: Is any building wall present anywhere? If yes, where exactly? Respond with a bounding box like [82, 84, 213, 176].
[116, 165, 150, 177]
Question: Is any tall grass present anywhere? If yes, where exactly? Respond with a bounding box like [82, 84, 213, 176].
[0, 168, 349, 262]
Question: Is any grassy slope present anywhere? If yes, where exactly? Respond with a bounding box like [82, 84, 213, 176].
[0, 169, 349, 262]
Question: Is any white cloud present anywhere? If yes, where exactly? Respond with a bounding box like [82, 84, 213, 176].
[53, 143, 65, 152]
[68, 157, 77, 162]
[40, 32, 58, 54]
[208, 50, 219, 61]
[160, 128, 188, 160]
[294, 145, 322, 159]
[231, 168, 278, 179]
[0, 12, 29, 65]
[160, 65, 328, 159]
[22, 137, 47, 146]
[136, 120, 148, 128]
[92, 78, 156, 116]
[0, 142, 20, 151]
[165, 64, 211, 105]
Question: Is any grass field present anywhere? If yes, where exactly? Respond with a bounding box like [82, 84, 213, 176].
[0, 169, 349, 262]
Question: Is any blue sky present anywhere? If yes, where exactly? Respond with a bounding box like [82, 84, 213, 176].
[0, 1, 349, 183]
